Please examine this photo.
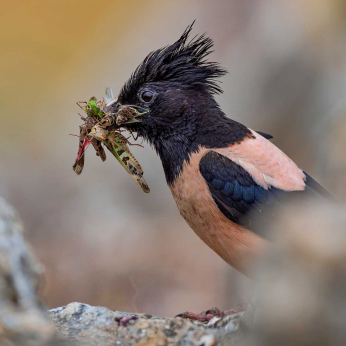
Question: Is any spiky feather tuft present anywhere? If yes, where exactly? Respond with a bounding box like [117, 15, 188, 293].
[120, 22, 228, 99]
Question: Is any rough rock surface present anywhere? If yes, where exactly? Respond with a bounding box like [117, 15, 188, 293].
[50, 302, 244, 346]
[1, 195, 346, 345]
[0, 197, 62, 345]
[0, 195, 245, 345]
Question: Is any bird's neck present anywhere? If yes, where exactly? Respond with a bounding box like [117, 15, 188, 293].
[152, 98, 252, 185]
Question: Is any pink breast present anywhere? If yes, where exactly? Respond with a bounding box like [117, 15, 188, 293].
[215, 129, 306, 191]
[169, 147, 270, 276]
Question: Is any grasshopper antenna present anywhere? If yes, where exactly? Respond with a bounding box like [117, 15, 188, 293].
[78, 113, 87, 121]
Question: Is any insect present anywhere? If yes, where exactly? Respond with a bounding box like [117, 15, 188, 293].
[72, 89, 150, 193]
[72, 100, 104, 175]
[99, 104, 148, 127]
[103, 132, 150, 193]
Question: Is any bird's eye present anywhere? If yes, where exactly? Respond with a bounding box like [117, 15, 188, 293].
[141, 91, 154, 103]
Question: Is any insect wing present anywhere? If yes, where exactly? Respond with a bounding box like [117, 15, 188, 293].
[104, 136, 150, 193]
[104, 87, 114, 105]
[105, 88, 118, 107]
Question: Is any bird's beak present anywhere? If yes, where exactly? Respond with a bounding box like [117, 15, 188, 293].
[121, 106, 149, 125]
[104, 88, 148, 126]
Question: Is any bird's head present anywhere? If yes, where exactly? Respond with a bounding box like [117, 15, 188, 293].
[114, 23, 228, 149]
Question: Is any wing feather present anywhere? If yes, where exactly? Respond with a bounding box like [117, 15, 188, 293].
[199, 150, 332, 239]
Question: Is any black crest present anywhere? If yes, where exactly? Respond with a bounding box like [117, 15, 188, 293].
[120, 22, 228, 99]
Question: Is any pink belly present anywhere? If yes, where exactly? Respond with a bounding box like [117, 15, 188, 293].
[169, 147, 269, 276]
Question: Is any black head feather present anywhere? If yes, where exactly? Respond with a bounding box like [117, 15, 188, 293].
[118, 23, 251, 186]
[120, 22, 228, 100]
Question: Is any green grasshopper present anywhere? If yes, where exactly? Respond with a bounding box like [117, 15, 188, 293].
[72, 98, 106, 174]
[103, 132, 150, 193]
[72, 88, 150, 193]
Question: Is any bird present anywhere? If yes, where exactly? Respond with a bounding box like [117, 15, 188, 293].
[111, 23, 333, 321]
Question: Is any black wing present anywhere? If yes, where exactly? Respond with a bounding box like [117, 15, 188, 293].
[199, 151, 332, 238]
[255, 131, 273, 140]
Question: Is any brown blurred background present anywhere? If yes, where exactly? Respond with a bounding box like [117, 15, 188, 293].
[0, 0, 345, 317]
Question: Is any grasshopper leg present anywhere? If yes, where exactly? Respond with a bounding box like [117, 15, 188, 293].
[72, 126, 87, 175]
[91, 139, 106, 162]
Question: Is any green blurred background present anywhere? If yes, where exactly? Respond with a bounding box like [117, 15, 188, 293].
[0, 0, 345, 317]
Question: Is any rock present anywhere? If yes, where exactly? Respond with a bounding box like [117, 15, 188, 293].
[0, 195, 245, 345]
[0, 197, 62, 345]
[1, 194, 346, 345]
[49, 302, 244, 346]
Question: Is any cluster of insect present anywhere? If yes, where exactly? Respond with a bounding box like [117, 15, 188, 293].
[72, 88, 150, 193]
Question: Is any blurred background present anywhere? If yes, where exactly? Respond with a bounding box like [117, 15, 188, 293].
[0, 0, 345, 318]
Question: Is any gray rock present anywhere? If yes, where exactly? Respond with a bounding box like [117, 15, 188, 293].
[1, 194, 346, 346]
[49, 302, 244, 346]
[0, 197, 62, 345]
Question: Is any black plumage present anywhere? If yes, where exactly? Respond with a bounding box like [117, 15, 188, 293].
[116, 23, 333, 238]
[255, 131, 273, 140]
[118, 24, 253, 184]
[110, 22, 337, 277]
[199, 151, 333, 238]
[120, 22, 227, 104]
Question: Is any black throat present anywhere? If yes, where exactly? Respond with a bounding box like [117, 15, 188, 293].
[143, 96, 252, 186]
